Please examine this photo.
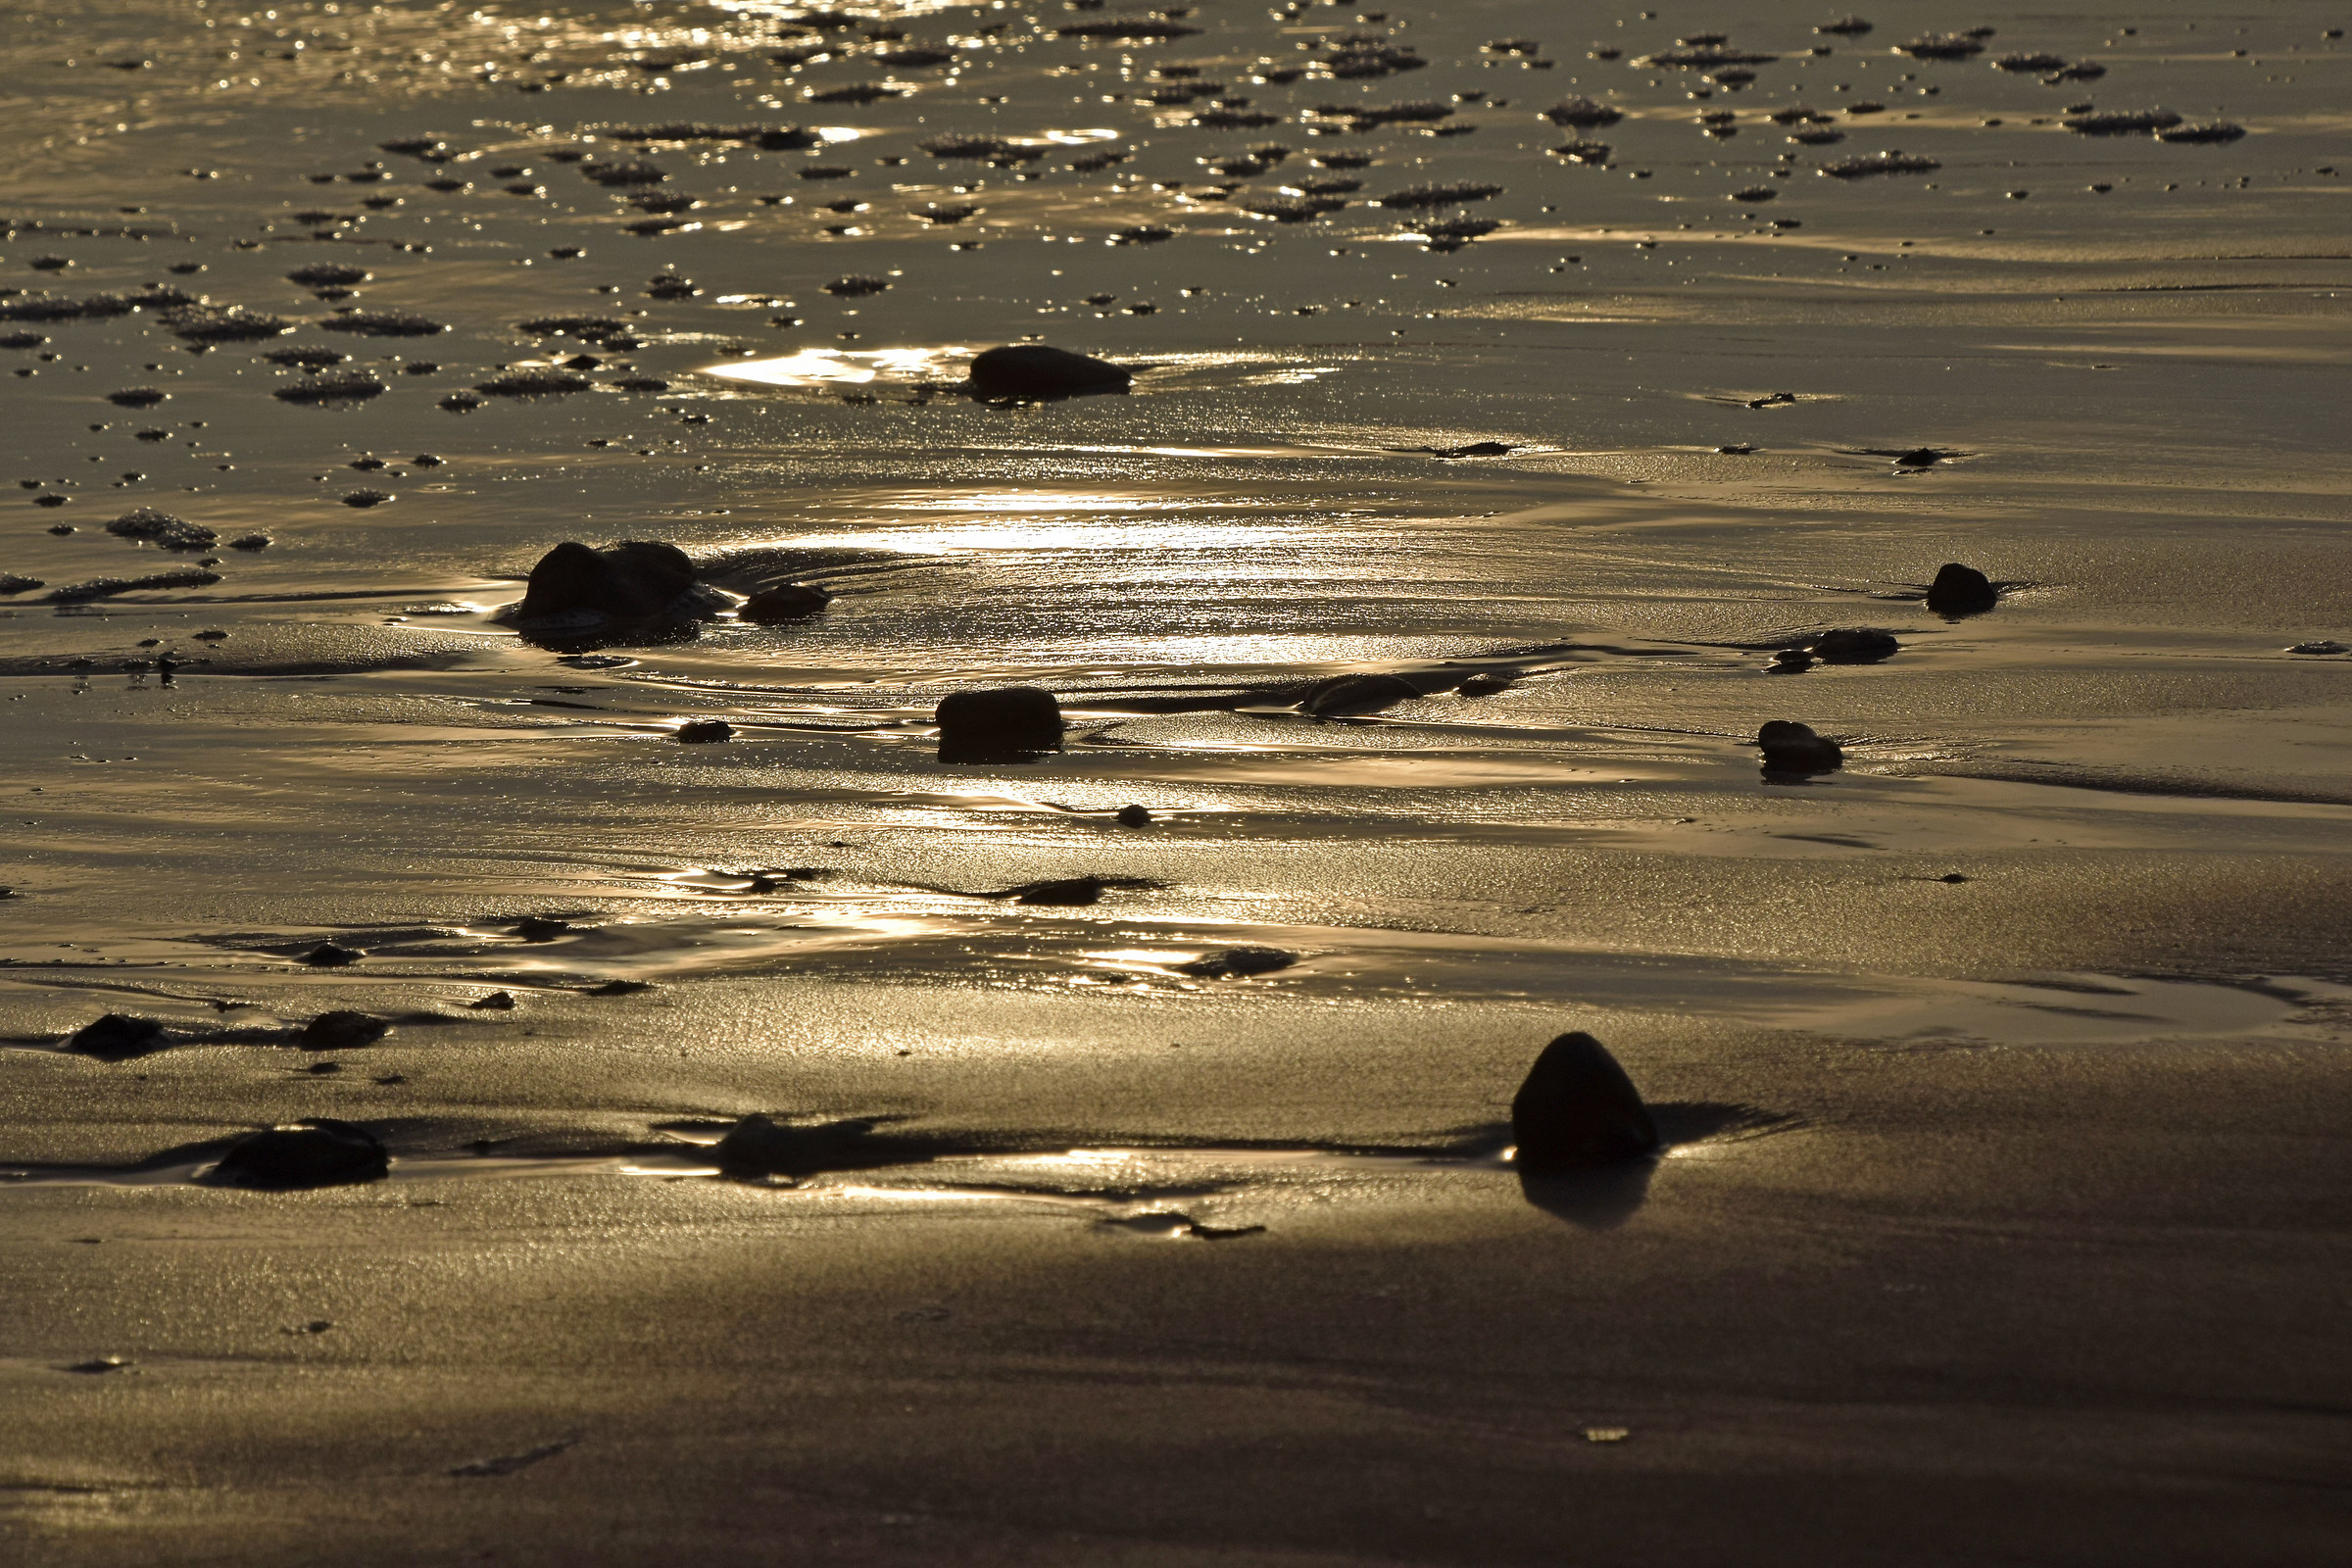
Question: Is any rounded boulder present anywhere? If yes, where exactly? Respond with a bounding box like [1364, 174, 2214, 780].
[967, 345, 1132, 402]
[1510, 1031, 1660, 1172]
[936, 686, 1064, 762]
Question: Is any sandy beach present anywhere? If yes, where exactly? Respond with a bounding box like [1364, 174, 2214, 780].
[3, 1, 2348, 1561]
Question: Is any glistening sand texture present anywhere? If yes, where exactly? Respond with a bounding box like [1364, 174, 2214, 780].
[1, 2, 2349, 1563]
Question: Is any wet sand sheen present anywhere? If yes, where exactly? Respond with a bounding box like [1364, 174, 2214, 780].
[3, 1, 2350, 1563]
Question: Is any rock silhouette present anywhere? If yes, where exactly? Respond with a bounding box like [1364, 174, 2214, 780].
[1175, 948, 1298, 979]
[1925, 563, 1998, 615]
[712, 1113, 880, 1178]
[300, 1011, 387, 1050]
[1510, 1031, 1660, 1171]
[507, 540, 726, 627]
[739, 584, 830, 623]
[936, 686, 1063, 761]
[208, 1119, 389, 1189]
[675, 719, 734, 744]
[67, 1013, 170, 1061]
[966, 345, 1131, 401]
[1757, 720, 1843, 774]
[1302, 673, 1422, 716]
[1807, 628, 1899, 663]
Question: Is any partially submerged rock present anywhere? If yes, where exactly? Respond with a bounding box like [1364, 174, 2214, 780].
[1175, 947, 1298, 980]
[711, 1113, 880, 1178]
[208, 1119, 388, 1190]
[503, 540, 728, 629]
[1924, 562, 1998, 615]
[676, 719, 734, 744]
[67, 1013, 171, 1062]
[1806, 628, 1899, 663]
[966, 345, 1131, 402]
[299, 942, 364, 966]
[976, 875, 1160, 906]
[1756, 720, 1843, 774]
[1544, 97, 1623, 128]
[936, 686, 1063, 762]
[739, 583, 830, 623]
[1301, 673, 1421, 716]
[1510, 1031, 1659, 1172]
[106, 508, 217, 551]
[475, 370, 592, 397]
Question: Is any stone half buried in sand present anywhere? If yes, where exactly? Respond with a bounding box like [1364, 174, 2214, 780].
[66, 1012, 171, 1062]
[206, 1119, 389, 1190]
[936, 686, 1064, 762]
[299, 1010, 388, 1051]
[1805, 627, 1900, 663]
[965, 345, 1131, 402]
[711, 1113, 882, 1179]
[1757, 720, 1844, 775]
[1925, 562, 1999, 615]
[501, 540, 732, 632]
[738, 583, 831, 624]
[1301, 673, 1423, 716]
[1510, 1031, 1660, 1172]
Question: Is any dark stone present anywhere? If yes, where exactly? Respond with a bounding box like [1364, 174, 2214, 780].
[936, 686, 1063, 762]
[208, 1119, 388, 1190]
[509, 916, 572, 941]
[470, 990, 517, 1009]
[1302, 673, 1421, 716]
[1115, 804, 1153, 826]
[1456, 673, 1513, 697]
[1766, 648, 1815, 674]
[509, 540, 716, 626]
[1925, 562, 1998, 615]
[711, 1113, 879, 1178]
[967, 345, 1131, 402]
[1757, 720, 1843, 774]
[106, 508, 216, 551]
[1175, 947, 1298, 979]
[1006, 876, 1109, 906]
[1510, 1031, 1659, 1172]
[1430, 441, 1514, 459]
[300, 1010, 387, 1050]
[67, 1013, 170, 1061]
[586, 979, 653, 995]
[1806, 627, 1898, 663]
[739, 583, 830, 623]
[300, 942, 364, 966]
[676, 719, 733, 744]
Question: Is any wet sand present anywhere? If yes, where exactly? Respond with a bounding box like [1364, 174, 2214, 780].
[4, 1, 2350, 1562]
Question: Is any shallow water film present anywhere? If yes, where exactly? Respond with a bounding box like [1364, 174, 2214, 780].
[4, 1, 2350, 1562]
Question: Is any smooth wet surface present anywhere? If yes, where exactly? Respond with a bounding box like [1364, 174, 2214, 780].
[3, 2, 2349, 1563]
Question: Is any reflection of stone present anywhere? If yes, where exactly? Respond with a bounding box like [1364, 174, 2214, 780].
[1516, 1164, 1655, 1231]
